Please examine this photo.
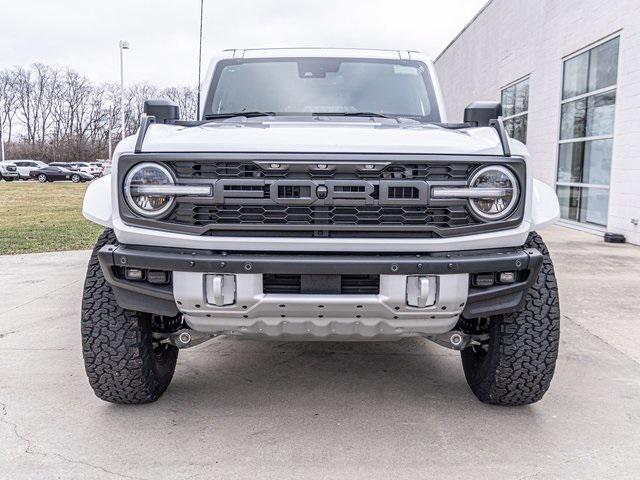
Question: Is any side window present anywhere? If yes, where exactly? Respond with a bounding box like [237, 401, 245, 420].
[501, 78, 530, 144]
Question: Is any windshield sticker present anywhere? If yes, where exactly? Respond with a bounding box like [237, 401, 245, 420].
[393, 65, 419, 75]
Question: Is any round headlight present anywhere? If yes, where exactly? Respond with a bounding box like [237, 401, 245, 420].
[468, 166, 519, 220]
[124, 163, 175, 218]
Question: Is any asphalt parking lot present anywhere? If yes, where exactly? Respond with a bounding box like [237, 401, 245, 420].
[1, 225, 639, 479]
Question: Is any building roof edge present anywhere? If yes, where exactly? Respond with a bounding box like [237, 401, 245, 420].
[434, 0, 495, 63]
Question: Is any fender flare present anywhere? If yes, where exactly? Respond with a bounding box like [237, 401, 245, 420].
[82, 175, 113, 227]
[530, 178, 560, 231]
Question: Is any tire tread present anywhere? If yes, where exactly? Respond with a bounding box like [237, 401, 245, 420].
[81, 229, 177, 404]
[462, 232, 560, 406]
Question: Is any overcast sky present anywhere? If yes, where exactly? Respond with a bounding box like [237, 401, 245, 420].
[0, 0, 487, 87]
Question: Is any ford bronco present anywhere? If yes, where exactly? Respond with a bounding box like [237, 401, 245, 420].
[81, 48, 560, 406]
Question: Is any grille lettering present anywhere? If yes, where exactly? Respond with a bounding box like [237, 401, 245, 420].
[209, 179, 429, 206]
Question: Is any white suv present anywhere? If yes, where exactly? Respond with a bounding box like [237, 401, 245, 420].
[11, 160, 48, 180]
[68, 162, 97, 177]
[81, 48, 561, 407]
[0, 161, 19, 181]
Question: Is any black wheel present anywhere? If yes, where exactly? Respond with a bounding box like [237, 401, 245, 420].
[37, 174, 47, 183]
[81, 229, 178, 404]
[4, 176, 14, 182]
[71, 173, 81, 183]
[460, 232, 560, 406]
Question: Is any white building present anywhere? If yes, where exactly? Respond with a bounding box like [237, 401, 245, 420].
[435, 0, 640, 244]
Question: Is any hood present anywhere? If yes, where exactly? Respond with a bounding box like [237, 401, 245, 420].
[138, 119, 505, 156]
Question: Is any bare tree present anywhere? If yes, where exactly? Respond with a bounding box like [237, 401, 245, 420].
[2, 63, 198, 162]
[162, 86, 198, 120]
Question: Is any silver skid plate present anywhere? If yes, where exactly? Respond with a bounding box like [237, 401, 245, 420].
[173, 272, 468, 340]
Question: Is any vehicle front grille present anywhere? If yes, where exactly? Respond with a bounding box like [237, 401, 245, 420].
[118, 154, 525, 238]
[168, 160, 475, 181]
[169, 204, 472, 228]
[263, 274, 380, 294]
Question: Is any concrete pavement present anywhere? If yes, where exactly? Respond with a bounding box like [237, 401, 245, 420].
[1, 225, 639, 479]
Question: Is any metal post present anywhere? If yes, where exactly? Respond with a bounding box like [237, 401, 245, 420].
[108, 112, 113, 161]
[0, 114, 5, 162]
[197, 0, 204, 120]
[119, 40, 130, 140]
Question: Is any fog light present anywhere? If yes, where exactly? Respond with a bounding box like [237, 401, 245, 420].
[499, 271, 517, 284]
[473, 273, 494, 287]
[125, 268, 144, 281]
[147, 270, 169, 284]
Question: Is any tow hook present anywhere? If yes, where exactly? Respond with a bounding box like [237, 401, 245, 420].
[427, 331, 489, 351]
[153, 329, 216, 349]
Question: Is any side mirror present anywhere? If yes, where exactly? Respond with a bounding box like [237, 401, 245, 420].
[464, 101, 502, 127]
[143, 99, 180, 124]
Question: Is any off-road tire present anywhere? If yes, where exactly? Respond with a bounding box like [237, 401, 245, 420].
[81, 228, 178, 404]
[461, 232, 560, 406]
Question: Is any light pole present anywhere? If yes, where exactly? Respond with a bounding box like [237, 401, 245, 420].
[0, 113, 5, 162]
[119, 40, 130, 140]
[197, 0, 204, 120]
[105, 95, 114, 161]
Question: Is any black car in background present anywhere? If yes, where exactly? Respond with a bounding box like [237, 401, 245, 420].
[29, 166, 93, 183]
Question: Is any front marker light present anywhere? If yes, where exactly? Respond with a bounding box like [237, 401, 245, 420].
[123, 163, 212, 218]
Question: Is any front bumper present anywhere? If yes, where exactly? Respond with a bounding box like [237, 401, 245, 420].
[98, 244, 542, 339]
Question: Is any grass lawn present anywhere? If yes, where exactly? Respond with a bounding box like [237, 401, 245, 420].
[0, 181, 104, 255]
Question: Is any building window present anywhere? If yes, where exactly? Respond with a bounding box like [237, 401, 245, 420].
[501, 78, 529, 143]
[556, 36, 619, 228]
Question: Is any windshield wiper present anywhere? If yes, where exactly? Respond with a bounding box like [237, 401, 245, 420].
[312, 112, 396, 119]
[203, 111, 276, 120]
[204, 112, 276, 120]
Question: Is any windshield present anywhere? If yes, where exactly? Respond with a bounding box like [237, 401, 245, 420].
[206, 58, 440, 122]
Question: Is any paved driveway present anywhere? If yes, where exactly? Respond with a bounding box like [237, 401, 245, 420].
[1, 225, 639, 479]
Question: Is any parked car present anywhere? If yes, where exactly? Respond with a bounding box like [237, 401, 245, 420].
[101, 164, 112, 176]
[0, 161, 19, 181]
[82, 48, 561, 407]
[49, 162, 74, 170]
[31, 166, 93, 183]
[89, 162, 106, 177]
[68, 162, 97, 177]
[11, 160, 48, 180]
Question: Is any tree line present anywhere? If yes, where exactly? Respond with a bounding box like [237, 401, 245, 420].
[0, 63, 197, 162]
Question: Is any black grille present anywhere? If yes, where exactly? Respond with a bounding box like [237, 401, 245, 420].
[341, 275, 380, 294]
[161, 159, 484, 236]
[263, 274, 301, 294]
[118, 155, 525, 238]
[168, 161, 475, 181]
[263, 274, 380, 294]
[170, 204, 473, 228]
